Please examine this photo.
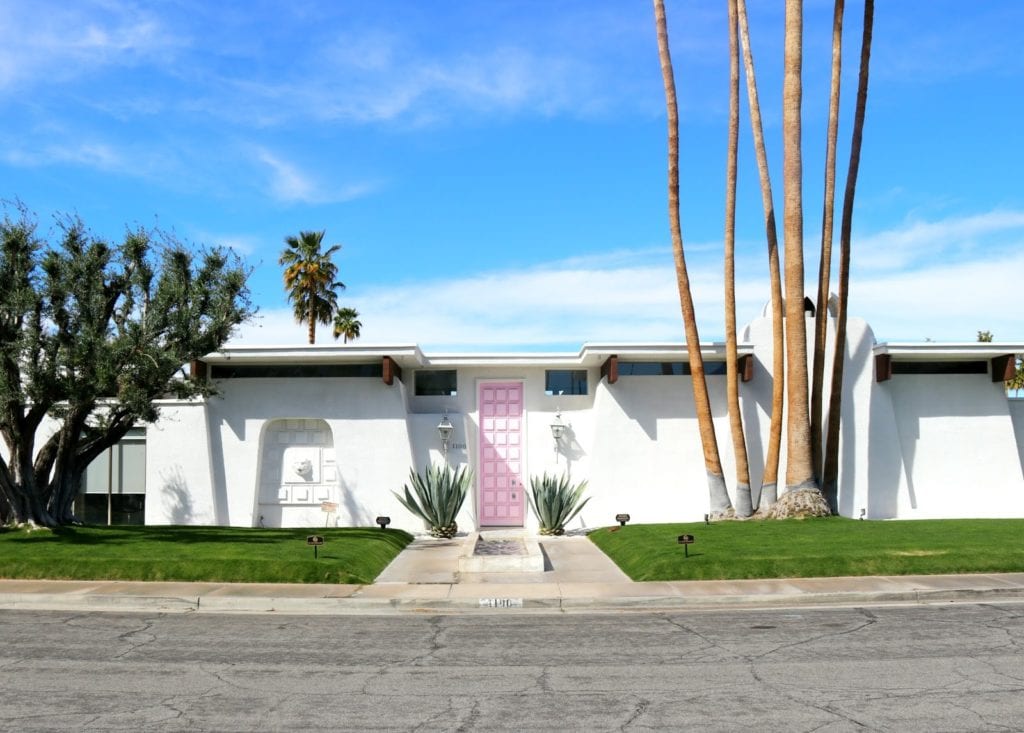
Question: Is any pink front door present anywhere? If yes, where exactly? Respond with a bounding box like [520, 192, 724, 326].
[478, 382, 524, 526]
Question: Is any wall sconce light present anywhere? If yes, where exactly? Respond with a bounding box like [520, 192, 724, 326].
[550, 409, 566, 444]
[437, 410, 454, 460]
[615, 513, 630, 527]
[376, 516, 391, 530]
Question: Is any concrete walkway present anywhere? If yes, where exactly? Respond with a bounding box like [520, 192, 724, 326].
[2, 531, 1024, 615]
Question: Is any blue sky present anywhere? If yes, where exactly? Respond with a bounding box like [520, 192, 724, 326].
[4, 0, 1023, 349]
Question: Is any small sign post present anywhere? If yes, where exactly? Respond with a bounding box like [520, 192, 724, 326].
[615, 513, 631, 527]
[320, 501, 338, 528]
[307, 534, 325, 559]
[677, 534, 695, 558]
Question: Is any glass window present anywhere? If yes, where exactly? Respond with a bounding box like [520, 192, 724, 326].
[891, 361, 987, 375]
[618, 361, 728, 376]
[83, 439, 147, 495]
[415, 370, 458, 396]
[545, 369, 588, 396]
[210, 363, 383, 379]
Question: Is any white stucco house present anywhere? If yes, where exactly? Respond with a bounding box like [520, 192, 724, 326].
[95, 304, 1024, 532]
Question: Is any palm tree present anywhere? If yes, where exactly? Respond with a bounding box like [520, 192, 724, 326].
[279, 230, 344, 345]
[725, 0, 752, 517]
[737, 0, 784, 511]
[654, 0, 733, 518]
[332, 307, 362, 344]
[811, 0, 845, 485]
[823, 0, 874, 509]
[777, 0, 829, 516]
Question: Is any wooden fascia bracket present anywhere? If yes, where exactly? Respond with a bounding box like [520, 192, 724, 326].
[875, 353, 892, 383]
[382, 356, 402, 386]
[189, 359, 208, 383]
[738, 354, 754, 383]
[991, 354, 1016, 382]
[601, 355, 619, 384]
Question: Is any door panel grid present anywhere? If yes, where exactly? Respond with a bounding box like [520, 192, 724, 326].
[479, 382, 524, 526]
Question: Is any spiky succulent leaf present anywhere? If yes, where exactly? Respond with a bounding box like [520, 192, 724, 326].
[393, 463, 472, 534]
[527, 472, 590, 534]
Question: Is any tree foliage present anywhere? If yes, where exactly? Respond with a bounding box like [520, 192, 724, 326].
[0, 207, 253, 527]
[279, 230, 344, 345]
[332, 307, 362, 344]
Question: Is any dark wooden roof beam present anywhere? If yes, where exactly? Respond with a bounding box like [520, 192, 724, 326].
[601, 355, 619, 384]
[383, 356, 402, 386]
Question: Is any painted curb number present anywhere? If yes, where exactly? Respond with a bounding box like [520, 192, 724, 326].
[479, 597, 524, 609]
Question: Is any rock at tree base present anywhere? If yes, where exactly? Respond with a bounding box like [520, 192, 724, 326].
[764, 488, 832, 519]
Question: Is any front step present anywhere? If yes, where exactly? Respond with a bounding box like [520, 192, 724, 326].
[457, 531, 545, 573]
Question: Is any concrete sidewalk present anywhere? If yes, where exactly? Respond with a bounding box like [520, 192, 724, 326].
[2, 533, 1024, 615]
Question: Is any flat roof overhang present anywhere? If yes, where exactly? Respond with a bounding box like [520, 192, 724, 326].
[873, 342, 1024, 361]
[200, 342, 756, 370]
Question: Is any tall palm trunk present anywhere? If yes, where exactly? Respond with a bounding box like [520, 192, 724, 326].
[736, 0, 783, 510]
[823, 0, 874, 506]
[654, 0, 732, 517]
[307, 287, 317, 344]
[725, 0, 752, 517]
[811, 0, 845, 484]
[779, 0, 828, 514]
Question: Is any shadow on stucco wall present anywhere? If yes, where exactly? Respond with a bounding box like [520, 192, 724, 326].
[339, 474, 374, 527]
[205, 398, 232, 525]
[159, 466, 195, 524]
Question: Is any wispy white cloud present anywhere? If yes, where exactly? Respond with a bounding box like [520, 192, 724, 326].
[231, 208, 1024, 349]
[0, 0, 185, 91]
[193, 231, 262, 257]
[2, 141, 127, 172]
[231, 248, 764, 349]
[253, 148, 378, 205]
[853, 210, 1024, 271]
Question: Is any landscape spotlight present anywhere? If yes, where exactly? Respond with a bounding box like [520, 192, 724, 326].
[615, 513, 630, 527]
[376, 516, 391, 530]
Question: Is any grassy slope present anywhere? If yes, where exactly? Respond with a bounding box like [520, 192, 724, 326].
[589, 517, 1024, 581]
[0, 525, 413, 584]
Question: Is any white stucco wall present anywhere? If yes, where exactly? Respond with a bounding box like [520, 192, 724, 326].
[136, 320, 1024, 530]
[885, 378, 1024, 518]
[1010, 399, 1024, 477]
[145, 377, 421, 531]
[145, 400, 217, 524]
[585, 372, 740, 527]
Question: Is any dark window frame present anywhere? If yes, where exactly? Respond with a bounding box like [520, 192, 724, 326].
[414, 369, 458, 396]
[891, 361, 988, 376]
[545, 369, 588, 396]
[210, 363, 383, 379]
[617, 361, 728, 376]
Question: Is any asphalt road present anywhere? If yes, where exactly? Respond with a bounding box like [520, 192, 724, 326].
[2, 603, 1022, 731]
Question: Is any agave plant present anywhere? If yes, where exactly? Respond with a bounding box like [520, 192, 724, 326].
[527, 473, 590, 536]
[393, 463, 472, 539]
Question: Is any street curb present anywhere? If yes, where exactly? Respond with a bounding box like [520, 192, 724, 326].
[0, 592, 200, 614]
[4, 586, 1024, 616]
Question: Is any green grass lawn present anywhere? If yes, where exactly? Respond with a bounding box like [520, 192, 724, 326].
[589, 517, 1024, 581]
[0, 525, 413, 585]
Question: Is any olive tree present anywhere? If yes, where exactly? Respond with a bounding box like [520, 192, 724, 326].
[0, 208, 253, 527]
